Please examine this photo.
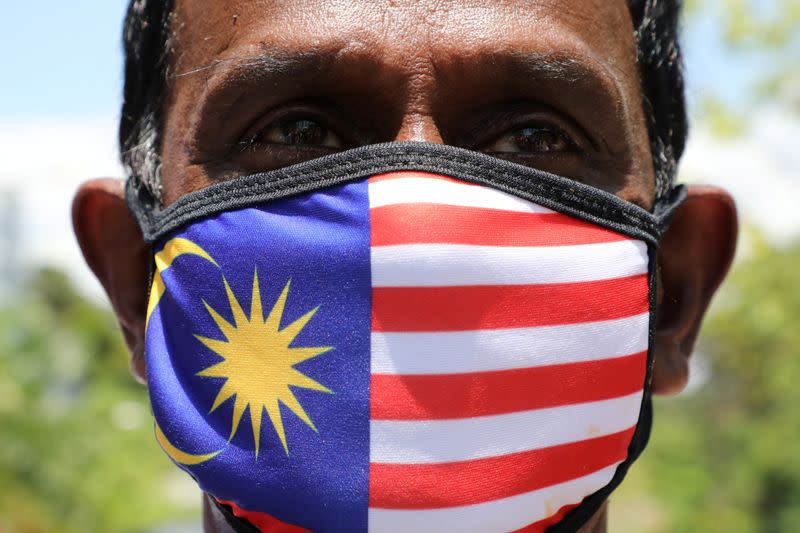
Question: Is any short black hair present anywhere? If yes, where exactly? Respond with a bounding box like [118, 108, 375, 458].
[120, 0, 687, 204]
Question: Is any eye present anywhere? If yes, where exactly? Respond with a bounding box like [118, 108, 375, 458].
[484, 124, 575, 154]
[249, 117, 344, 149]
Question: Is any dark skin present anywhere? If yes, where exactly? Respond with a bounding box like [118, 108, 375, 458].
[72, 1, 738, 531]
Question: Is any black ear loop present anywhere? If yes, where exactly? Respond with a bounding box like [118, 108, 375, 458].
[547, 185, 686, 533]
[127, 142, 670, 245]
[212, 499, 262, 533]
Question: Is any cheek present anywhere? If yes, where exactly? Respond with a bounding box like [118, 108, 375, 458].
[161, 90, 201, 205]
[160, 85, 217, 207]
[159, 155, 214, 207]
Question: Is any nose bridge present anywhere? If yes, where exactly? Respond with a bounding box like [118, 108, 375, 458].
[393, 53, 445, 143]
[380, 18, 444, 144]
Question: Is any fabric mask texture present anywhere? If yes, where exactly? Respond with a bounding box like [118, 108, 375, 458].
[126, 142, 686, 533]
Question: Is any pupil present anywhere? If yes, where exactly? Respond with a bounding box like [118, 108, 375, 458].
[514, 127, 563, 153]
[281, 119, 325, 145]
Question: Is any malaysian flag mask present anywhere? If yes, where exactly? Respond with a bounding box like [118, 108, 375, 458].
[127, 142, 686, 533]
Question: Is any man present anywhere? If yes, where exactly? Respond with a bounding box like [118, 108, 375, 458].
[73, 0, 737, 531]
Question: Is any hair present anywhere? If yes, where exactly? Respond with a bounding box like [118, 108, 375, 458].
[119, 0, 687, 205]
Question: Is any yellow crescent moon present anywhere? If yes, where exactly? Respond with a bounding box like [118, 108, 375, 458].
[155, 424, 222, 465]
[146, 237, 219, 327]
[148, 237, 224, 465]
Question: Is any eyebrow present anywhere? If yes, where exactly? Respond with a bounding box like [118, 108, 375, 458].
[501, 48, 626, 106]
[506, 51, 599, 83]
[171, 47, 340, 83]
[174, 43, 618, 92]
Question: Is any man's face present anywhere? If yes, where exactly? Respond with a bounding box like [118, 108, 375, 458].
[160, 0, 655, 210]
[72, 1, 739, 531]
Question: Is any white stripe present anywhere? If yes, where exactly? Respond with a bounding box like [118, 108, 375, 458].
[370, 392, 642, 464]
[368, 462, 621, 532]
[368, 175, 555, 213]
[370, 240, 648, 287]
[371, 313, 649, 375]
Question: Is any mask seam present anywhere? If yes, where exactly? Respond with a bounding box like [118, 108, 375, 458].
[143, 153, 658, 233]
[126, 143, 673, 243]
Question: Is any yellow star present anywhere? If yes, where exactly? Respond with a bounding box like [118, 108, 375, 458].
[195, 270, 332, 457]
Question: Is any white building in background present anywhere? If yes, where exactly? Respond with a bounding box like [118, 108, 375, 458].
[0, 116, 122, 302]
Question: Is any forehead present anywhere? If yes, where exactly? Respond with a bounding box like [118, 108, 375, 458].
[172, 0, 637, 79]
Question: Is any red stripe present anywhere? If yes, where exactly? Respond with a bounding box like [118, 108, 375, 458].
[369, 427, 633, 509]
[372, 275, 648, 332]
[371, 352, 646, 420]
[512, 503, 581, 533]
[371, 204, 626, 247]
[368, 171, 476, 185]
[216, 500, 311, 532]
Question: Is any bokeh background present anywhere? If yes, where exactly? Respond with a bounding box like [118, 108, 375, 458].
[0, 1, 798, 531]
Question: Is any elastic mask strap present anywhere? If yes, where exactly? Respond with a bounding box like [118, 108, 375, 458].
[123, 142, 673, 245]
[653, 184, 688, 238]
[211, 499, 261, 533]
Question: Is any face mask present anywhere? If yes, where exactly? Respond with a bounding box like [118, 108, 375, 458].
[127, 142, 685, 533]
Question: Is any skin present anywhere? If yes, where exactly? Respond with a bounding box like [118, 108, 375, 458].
[72, 1, 739, 531]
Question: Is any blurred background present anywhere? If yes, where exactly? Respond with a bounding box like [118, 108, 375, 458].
[0, 1, 798, 531]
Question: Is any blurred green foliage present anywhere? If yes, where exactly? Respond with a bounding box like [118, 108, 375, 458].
[615, 235, 800, 532]
[691, 0, 800, 117]
[689, 0, 800, 136]
[719, 0, 800, 51]
[0, 268, 198, 533]
[699, 96, 748, 139]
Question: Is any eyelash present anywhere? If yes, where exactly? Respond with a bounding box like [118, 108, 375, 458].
[235, 108, 343, 150]
[235, 112, 583, 157]
[506, 123, 578, 149]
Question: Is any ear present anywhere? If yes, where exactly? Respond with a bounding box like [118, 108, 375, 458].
[72, 179, 151, 384]
[651, 185, 738, 395]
